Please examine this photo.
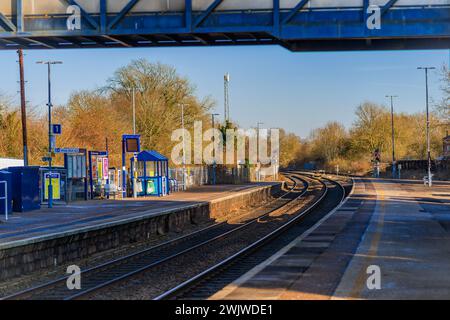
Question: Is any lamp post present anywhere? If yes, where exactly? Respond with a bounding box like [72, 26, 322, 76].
[418, 67, 436, 187]
[386, 95, 398, 179]
[211, 113, 220, 185]
[37, 60, 62, 208]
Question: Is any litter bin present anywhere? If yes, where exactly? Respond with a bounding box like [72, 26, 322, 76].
[8, 166, 41, 212]
[0, 170, 12, 216]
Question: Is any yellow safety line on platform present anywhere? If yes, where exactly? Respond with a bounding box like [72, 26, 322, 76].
[349, 183, 385, 299]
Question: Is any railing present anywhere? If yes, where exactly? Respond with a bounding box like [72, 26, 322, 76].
[0, 180, 8, 221]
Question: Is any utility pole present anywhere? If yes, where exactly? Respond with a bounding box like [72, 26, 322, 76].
[37, 60, 63, 208]
[386, 95, 398, 179]
[211, 113, 219, 185]
[17, 49, 28, 166]
[418, 67, 436, 187]
[224, 73, 230, 123]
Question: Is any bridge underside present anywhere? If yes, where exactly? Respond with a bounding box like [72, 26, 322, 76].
[0, 2, 449, 51]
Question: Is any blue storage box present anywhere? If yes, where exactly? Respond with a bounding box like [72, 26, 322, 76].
[8, 166, 41, 212]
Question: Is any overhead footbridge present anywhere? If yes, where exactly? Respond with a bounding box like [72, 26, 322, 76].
[0, 0, 449, 51]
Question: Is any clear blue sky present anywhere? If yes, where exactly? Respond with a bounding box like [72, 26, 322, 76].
[0, 46, 448, 138]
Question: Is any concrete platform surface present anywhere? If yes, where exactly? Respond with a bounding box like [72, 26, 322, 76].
[0, 183, 276, 247]
[210, 178, 450, 300]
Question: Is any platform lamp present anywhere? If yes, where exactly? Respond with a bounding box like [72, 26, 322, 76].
[36, 60, 62, 208]
[417, 67, 436, 187]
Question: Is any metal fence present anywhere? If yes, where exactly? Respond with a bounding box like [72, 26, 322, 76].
[169, 165, 280, 191]
[169, 166, 209, 191]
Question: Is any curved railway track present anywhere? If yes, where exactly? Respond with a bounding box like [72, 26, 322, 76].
[2, 173, 315, 300]
[155, 174, 347, 300]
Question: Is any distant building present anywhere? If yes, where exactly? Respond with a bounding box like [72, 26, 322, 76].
[444, 133, 450, 159]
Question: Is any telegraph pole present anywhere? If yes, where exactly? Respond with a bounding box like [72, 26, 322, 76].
[17, 49, 28, 166]
[386, 95, 398, 179]
[418, 67, 436, 187]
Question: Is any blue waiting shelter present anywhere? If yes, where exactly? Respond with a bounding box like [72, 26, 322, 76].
[131, 150, 169, 197]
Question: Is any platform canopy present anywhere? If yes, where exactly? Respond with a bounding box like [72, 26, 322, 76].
[0, 1, 449, 51]
[132, 150, 168, 162]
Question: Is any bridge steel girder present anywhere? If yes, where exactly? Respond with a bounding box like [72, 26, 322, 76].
[0, 1, 448, 51]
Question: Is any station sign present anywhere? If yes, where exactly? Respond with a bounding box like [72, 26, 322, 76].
[52, 124, 62, 135]
[54, 148, 81, 154]
[44, 172, 61, 200]
[123, 135, 141, 153]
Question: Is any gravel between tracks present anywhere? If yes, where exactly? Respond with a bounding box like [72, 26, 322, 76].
[1, 178, 295, 298]
[81, 177, 323, 300]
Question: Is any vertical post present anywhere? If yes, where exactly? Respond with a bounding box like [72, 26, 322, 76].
[390, 96, 396, 179]
[16, 0, 24, 32]
[105, 137, 110, 199]
[211, 114, 217, 185]
[257, 122, 264, 182]
[83, 149, 88, 201]
[273, 0, 280, 36]
[181, 104, 186, 190]
[185, 0, 192, 32]
[17, 49, 28, 166]
[1, 182, 8, 221]
[132, 156, 137, 198]
[132, 88, 137, 197]
[122, 138, 127, 198]
[132, 87, 136, 135]
[88, 151, 94, 200]
[386, 95, 398, 179]
[425, 69, 432, 187]
[100, 0, 107, 33]
[418, 67, 435, 187]
[47, 63, 53, 208]
[4, 182, 7, 221]
[37, 60, 62, 207]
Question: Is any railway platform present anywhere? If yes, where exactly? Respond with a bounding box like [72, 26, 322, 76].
[0, 183, 277, 245]
[210, 178, 450, 300]
[0, 182, 281, 280]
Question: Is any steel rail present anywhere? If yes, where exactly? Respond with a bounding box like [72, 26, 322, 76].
[2, 173, 307, 300]
[154, 174, 335, 300]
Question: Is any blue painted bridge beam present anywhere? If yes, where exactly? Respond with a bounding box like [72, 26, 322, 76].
[0, 4, 448, 51]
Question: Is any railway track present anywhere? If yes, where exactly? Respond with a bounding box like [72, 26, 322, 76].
[2, 173, 312, 300]
[155, 174, 348, 300]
